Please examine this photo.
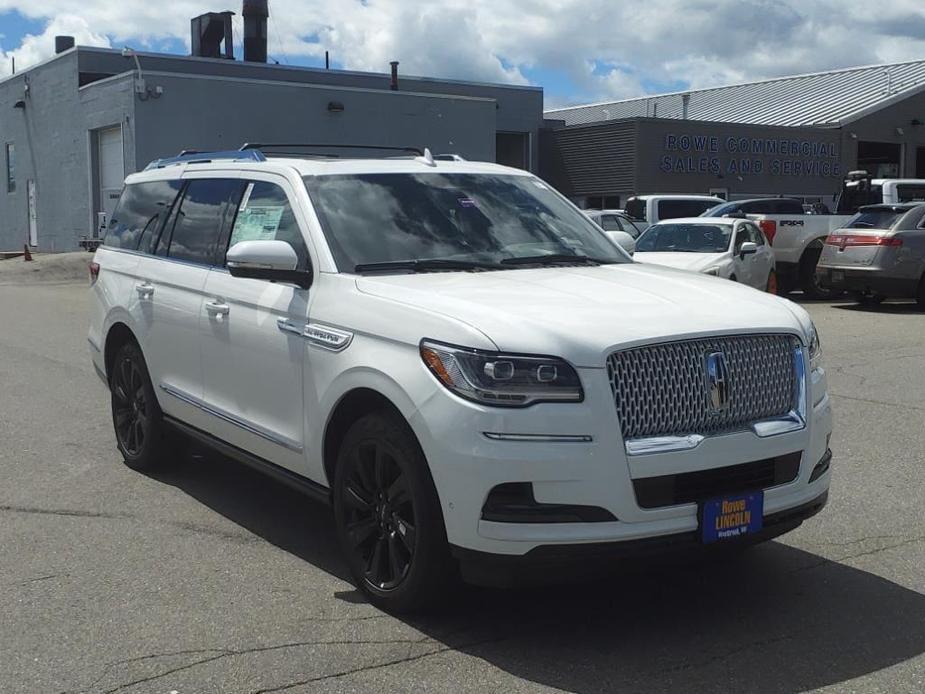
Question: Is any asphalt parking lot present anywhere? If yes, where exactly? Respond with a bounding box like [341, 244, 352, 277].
[1, 279, 923, 694]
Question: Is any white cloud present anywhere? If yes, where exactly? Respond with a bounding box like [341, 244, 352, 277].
[0, 14, 110, 75]
[0, 1, 923, 103]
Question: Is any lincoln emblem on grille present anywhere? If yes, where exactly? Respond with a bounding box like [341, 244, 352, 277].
[704, 351, 731, 412]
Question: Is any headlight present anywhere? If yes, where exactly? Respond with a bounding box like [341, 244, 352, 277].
[420, 340, 583, 407]
[808, 323, 822, 370]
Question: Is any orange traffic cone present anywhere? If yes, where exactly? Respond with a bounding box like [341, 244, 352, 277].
[23, 244, 33, 262]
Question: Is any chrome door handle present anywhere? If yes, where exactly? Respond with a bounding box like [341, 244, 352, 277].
[205, 301, 230, 317]
[135, 282, 155, 298]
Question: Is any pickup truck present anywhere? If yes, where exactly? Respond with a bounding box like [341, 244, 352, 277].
[710, 175, 925, 296]
[623, 195, 724, 232]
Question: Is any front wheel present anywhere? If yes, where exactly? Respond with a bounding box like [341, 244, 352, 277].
[333, 411, 456, 614]
[110, 341, 174, 472]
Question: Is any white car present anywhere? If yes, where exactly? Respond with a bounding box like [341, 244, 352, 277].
[89, 147, 832, 613]
[635, 217, 777, 293]
[583, 209, 644, 238]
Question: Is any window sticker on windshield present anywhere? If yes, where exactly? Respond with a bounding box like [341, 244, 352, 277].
[458, 197, 479, 208]
[230, 206, 285, 245]
[239, 183, 254, 211]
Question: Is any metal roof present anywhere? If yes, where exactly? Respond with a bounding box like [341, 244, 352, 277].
[546, 59, 925, 128]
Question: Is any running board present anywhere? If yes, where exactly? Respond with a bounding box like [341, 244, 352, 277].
[164, 415, 331, 506]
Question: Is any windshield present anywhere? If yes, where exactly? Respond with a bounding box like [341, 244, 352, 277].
[636, 223, 733, 253]
[845, 209, 904, 229]
[304, 173, 627, 272]
[702, 201, 739, 217]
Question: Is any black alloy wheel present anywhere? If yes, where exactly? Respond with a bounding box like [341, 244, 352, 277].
[112, 354, 149, 457]
[342, 440, 416, 590]
[109, 341, 173, 471]
[333, 411, 455, 613]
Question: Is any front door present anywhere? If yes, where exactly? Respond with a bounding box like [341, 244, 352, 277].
[199, 176, 312, 473]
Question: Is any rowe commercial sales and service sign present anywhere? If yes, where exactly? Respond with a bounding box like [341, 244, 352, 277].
[659, 132, 841, 178]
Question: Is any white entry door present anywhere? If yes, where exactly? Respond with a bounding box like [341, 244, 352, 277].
[98, 126, 124, 222]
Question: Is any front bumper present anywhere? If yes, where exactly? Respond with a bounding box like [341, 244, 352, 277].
[453, 488, 829, 587]
[409, 359, 833, 559]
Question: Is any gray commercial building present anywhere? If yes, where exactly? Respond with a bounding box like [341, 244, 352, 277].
[0, 12, 543, 252]
[542, 60, 925, 208]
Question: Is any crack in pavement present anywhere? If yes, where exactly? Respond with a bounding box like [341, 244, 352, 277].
[828, 392, 925, 412]
[87, 637, 435, 694]
[793, 535, 925, 573]
[0, 504, 123, 519]
[249, 635, 507, 693]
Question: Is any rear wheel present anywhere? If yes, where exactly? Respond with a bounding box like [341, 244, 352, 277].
[766, 270, 778, 295]
[852, 291, 884, 306]
[799, 245, 836, 298]
[110, 341, 174, 471]
[333, 411, 455, 613]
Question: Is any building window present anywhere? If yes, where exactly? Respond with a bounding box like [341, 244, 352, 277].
[5, 143, 14, 193]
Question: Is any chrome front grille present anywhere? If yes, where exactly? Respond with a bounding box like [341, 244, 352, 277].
[607, 334, 799, 441]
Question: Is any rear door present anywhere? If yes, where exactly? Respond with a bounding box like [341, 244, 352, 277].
[198, 175, 312, 473]
[134, 176, 243, 430]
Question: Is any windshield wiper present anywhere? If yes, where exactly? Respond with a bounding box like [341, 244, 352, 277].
[354, 258, 502, 274]
[500, 254, 606, 266]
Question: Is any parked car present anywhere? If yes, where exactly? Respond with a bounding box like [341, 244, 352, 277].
[816, 203, 925, 307]
[89, 146, 832, 613]
[634, 217, 777, 292]
[623, 194, 725, 232]
[702, 197, 805, 218]
[584, 209, 644, 238]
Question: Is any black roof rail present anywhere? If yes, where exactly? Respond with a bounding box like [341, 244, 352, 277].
[239, 143, 424, 157]
[144, 149, 266, 170]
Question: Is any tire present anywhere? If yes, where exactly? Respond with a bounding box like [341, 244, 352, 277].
[333, 411, 456, 614]
[799, 245, 835, 298]
[852, 291, 884, 306]
[766, 270, 778, 295]
[109, 341, 174, 472]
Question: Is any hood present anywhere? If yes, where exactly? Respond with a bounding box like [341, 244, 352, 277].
[356, 264, 807, 367]
[633, 251, 725, 273]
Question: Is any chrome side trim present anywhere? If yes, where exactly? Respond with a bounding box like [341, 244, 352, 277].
[159, 383, 303, 453]
[625, 434, 705, 456]
[624, 346, 808, 456]
[305, 323, 353, 351]
[483, 433, 593, 443]
[276, 318, 353, 352]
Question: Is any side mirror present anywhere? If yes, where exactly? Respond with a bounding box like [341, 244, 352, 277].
[606, 230, 636, 256]
[739, 241, 758, 259]
[227, 240, 312, 289]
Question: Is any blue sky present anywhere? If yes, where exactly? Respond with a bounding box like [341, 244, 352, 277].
[1, 2, 924, 107]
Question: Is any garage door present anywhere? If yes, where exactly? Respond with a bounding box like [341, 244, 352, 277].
[98, 126, 124, 221]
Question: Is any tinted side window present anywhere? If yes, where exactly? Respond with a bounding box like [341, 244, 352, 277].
[105, 180, 182, 251]
[775, 199, 805, 215]
[896, 184, 925, 203]
[166, 179, 242, 265]
[227, 181, 310, 269]
[658, 200, 717, 220]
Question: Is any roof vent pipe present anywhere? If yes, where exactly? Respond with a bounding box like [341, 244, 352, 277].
[55, 36, 75, 54]
[390, 61, 399, 90]
[681, 93, 690, 120]
[243, 0, 269, 63]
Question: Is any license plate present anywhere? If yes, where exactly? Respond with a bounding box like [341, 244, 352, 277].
[701, 491, 764, 544]
[831, 270, 845, 283]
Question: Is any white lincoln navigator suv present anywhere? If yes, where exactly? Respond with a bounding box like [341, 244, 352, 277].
[89, 146, 833, 612]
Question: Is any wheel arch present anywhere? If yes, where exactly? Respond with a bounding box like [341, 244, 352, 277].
[322, 387, 415, 488]
[103, 321, 139, 380]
